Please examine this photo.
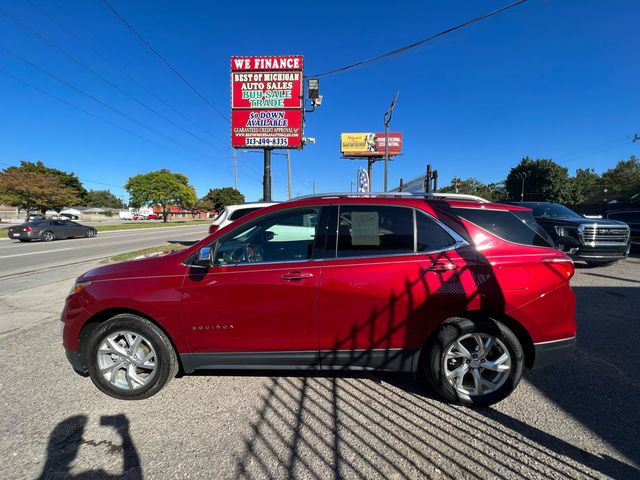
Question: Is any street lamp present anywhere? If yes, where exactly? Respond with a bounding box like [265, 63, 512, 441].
[515, 171, 530, 201]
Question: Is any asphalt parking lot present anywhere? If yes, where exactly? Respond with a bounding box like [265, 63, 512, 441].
[0, 255, 638, 479]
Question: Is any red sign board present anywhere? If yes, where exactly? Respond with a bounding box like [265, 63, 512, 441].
[231, 55, 304, 149]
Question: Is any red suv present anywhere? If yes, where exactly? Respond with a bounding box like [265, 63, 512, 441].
[62, 194, 576, 406]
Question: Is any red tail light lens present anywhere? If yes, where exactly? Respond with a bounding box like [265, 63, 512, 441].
[24, 226, 31, 232]
[542, 257, 574, 280]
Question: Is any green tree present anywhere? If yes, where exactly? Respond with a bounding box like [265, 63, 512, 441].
[602, 155, 640, 196]
[16, 161, 87, 203]
[125, 169, 197, 222]
[86, 189, 123, 209]
[570, 168, 602, 203]
[0, 169, 81, 220]
[439, 177, 498, 201]
[194, 196, 216, 213]
[205, 187, 245, 212]
[505, 157, 571, 202]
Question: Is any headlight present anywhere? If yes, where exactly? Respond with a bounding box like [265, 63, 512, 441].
[69, 280, 92, 296]
[554, 226, 570, 237]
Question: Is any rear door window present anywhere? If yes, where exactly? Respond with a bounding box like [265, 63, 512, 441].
[337, 205, 414, 258]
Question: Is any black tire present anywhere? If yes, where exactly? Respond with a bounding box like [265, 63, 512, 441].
[424, 317, 524, 407]
[86, 314, 178, 400]
[85, 229, 96, 238]
[41, 231, 55, 242]
[585, 260, 617, 267]
[18, 239, 31, 242]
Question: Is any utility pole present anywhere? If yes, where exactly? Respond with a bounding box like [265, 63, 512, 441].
[453, 178, 460, 193]
[312, 180, 316, 194]
[263, 149, 272, 202]
[350, 179, 355, 192]
[384, 92, 399, 192]
[399, 178, 404, 192]
[233, 149, 237, 190]
[287, 150, 292, 200]
[515, 171, 529, 201]
[425, 164, 433, 193]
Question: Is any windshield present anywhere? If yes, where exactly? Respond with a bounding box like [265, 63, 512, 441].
[532, 204, 582, 219]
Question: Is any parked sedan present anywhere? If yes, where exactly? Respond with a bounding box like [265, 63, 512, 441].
[8, 220, 97, 242]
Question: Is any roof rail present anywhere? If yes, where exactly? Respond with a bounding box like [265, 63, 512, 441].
[288, 192, 489, 203]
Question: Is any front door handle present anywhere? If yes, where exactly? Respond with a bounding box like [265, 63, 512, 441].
[425, 262, 458, 272]
[281, 271, 314, 281]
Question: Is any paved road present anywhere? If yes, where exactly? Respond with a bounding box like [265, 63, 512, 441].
[0, 225, 209, 278]
[0, 256, 638, 479]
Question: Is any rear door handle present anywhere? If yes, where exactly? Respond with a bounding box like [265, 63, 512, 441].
[425, 262, 458, 272]
[281, 271, 314, 281]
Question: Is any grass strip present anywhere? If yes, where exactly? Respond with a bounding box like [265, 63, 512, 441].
[110, 243, 188, 262]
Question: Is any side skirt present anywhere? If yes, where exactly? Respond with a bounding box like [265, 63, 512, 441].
[180, 348, 421, 374]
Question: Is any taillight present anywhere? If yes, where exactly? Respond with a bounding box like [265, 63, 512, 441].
[24, 226, 31, 232]
[542, 257, 574, 280]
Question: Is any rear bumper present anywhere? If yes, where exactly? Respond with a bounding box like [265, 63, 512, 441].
[531, 336, 576, 369]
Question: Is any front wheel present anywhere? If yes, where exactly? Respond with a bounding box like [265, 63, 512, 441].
[86, 314, 178, 400]
[41, 231, 55, 242]
[424, 317, 524, 406]
[85, 229, 96, 238]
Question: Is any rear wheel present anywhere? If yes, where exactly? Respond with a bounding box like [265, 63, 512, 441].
[41, 231, 55, 242]
[424, 317, 524, 406]
[86, 314, 178, 400]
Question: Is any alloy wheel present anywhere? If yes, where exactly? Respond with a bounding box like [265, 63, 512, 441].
[96, 331, 158, 391]
[443, 333, 511, 397]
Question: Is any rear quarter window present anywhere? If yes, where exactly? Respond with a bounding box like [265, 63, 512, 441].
[451, 208, 554, 248]
[228, 207, 260, 221]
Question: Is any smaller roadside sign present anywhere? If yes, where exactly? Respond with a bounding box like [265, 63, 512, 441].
[341, 132, 402, 157]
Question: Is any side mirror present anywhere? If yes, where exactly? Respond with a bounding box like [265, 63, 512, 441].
[197, 246, 212, 265]
[263, 231, 275, 241]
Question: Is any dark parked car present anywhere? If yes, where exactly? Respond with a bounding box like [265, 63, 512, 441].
[511, 202, 630, 266]
[62, 193, 576, 406]
[59, 213, 80, 220]
[8, 220, 97, 242]
[605, 210, 639, 248]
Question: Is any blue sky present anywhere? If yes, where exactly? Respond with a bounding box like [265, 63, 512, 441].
[1, 0, 638, 202]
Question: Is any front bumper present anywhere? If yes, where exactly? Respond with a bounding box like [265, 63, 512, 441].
[531, 336, 576, 369]
[65, 350, 88, 376]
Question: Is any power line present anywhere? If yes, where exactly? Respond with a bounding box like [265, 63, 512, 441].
[309, 0, 529, 78]
[0, 4, 226, 155]
[26, 0, 228, 150]
[0, 67, 215, 167]
[0, 43, 220, 163]
[101, 0, 229, 123]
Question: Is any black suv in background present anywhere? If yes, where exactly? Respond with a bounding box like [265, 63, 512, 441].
[606, 210, 639, 249]
[511, 202, 630, 266]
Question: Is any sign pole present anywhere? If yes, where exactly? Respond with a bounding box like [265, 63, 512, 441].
[367, 158, 374, 192]
[263, 148, 272, 201]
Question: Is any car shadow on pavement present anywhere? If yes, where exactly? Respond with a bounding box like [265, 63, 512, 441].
[224, 253, 638, 478]
[38, 414, 142, 480]
[524, 286, 640, 474]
